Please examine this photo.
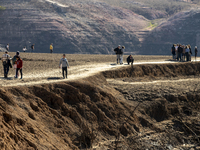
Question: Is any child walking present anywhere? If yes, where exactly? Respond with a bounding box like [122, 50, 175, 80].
[15, 56, 23, 79]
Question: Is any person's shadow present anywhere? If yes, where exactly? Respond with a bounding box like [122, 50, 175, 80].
[47, 77, 63, 80]
[0, 77, 13, 80]
[110, 63, 117, 66]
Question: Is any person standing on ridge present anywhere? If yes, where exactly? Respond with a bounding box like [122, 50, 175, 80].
[50, 43, 53, 53]
[31, 44, 35, 53]
[195, 46, 198, 61]
[2, 51, 12, 78]
[12, 51, 20, 78]
[120, 46, 125, 64]
[171, 44, 176, 60]
[177, 44, 182, 61]
[5, 43, 9, 51]
[15, 56, 23, 79]
[23, 46, 27, 52]
[114, 45, 121, 64]
[59, 54, 70, 79]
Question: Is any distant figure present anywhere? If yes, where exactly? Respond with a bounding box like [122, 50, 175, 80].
[171, 44, 176, 60]
[114, 45, 121, 64]
[182, 45, 186, 61]
[2, 51, 12, 78]
[127, 55, 134, 65]
[185, 45, 190, 61]
[59, 54, 70, 79]
[195, 46, 198, 61]
[12, 51, 20, 78]
[50, 43, 53, 53]
[188, 45, 192, 61]
[31, 44, 35, 53]
[5, 43, 9, 51]
[177, 44, 183, 61]
[23, 46, 27, 52]
[15, 56, 23, 79]
[120, 46, 125, 65]
[175, 44, 178, 60]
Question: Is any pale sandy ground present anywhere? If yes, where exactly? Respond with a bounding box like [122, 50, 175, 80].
[0, 52, 199, 87]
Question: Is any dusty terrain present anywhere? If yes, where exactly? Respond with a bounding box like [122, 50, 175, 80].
[0, 53, 199, 150]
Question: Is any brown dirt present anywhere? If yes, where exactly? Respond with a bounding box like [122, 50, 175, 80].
[0, 53, 199, 150]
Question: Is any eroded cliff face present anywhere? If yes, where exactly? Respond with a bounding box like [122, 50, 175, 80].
[0, 0, 149, 54]
[0, 63, 200, 149]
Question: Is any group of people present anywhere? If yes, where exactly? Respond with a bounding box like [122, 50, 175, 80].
[114, 45, 134, 65]
[114, 45, 125, 64]
[171, 44, 198, 61]
[4, 43, 34, 53]
[2, 51, 23, 79]
[1, 50, 70, 79]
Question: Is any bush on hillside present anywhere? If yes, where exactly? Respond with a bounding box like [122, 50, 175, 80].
[0, 6, 6, 11]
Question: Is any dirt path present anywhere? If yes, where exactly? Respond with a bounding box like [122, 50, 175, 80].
[1, 59, 199, 87]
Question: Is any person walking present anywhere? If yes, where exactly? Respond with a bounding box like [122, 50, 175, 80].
[120, 46, 125, 64]
[50, 43, 53, 53]
[2, 51, 12, 78]
[195, 46, 198, 61]
[12, 51, 20, 78]
[114, 45, 121, 64]
[15, 56, 23, 79]
[31, 44, 35, 53]
[59, 54, 70, 79]
[171, 44, 176, 60]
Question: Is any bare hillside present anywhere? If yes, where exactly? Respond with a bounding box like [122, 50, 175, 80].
[1, 0, 200, 54]
[140, 9, 200, 55]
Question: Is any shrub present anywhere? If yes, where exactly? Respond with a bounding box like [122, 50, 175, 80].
[0, 6, 6, 11]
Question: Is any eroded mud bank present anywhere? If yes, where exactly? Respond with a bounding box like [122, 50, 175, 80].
[0, 62, 200, 150]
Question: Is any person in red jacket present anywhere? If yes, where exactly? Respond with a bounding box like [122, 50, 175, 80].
[15, 56, 23, 79]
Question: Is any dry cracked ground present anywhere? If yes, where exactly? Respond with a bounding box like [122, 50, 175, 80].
[0, 53, 199, 150]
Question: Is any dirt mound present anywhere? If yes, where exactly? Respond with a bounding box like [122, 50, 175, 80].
[103, 62, 200, 78]
[0, 73, 142, 149]
[0, 62, 200, 149]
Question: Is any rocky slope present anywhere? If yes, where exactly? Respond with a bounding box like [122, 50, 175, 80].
[0, 0, 199, 54]
[0, 0, 149, 54]
[140, 9, 200, 55]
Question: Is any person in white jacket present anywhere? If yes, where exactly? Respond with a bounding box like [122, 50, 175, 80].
[59, 54, 70, 79]
[120, 46, 125, 64]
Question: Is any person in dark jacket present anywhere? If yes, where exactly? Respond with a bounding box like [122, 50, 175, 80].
[114, 45, 121, 64]
[171, 44, 176, 60]
[177, 44, 183, 61]
[188, 45, 192, 61]
[127, 55, 134, 65]
[2, 51, 12, 78]
[195, 46, 198, 61]
[31, 44, 35, 53]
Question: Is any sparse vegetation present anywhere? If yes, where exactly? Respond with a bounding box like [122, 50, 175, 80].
[0, 6, 6, 11]
[100, 0, 193, 19]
